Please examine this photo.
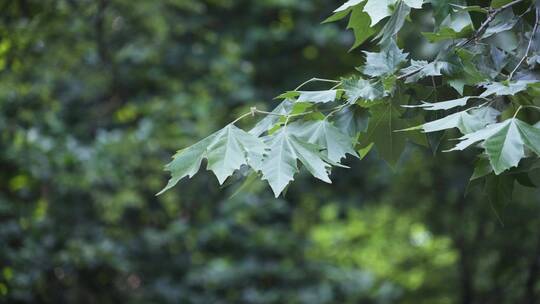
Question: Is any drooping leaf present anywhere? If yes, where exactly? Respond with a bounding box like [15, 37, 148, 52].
[159, 125, 268, 194]
[361, 102, 412, 166]
[448, 119, 540, 174]
[323, 7, 353, 23]
[261, 126, 333, 197]
[206, 125, 268, 184]
[290, 120, 358, 162]
[361, 39, 408, 77]
[347, 5, 377, 49]
[485, 173, 515, 223]
[470, 157, 493, 180]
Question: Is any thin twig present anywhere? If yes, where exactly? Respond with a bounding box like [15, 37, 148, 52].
[508, 7, 540, 80]
[397, 66, 423, 81]
[294, 77, 340, 91]
[325, 104, 349, 119]
[456, 0, 528, 48]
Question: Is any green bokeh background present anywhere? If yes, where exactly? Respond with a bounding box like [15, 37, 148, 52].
[1, 1, 540, 303]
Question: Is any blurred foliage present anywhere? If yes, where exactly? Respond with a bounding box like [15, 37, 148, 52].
[1, 0, 540, 303]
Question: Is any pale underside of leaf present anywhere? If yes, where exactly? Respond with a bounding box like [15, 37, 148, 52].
[297, 90, 338, 104]
[416, 106, 500, 134]
[403, 96, 474, 111]
[448, 119, 540, 174]
[289, 120, 358, 163]
[261, 127, 332, 197]
[159, 125, 267, 195]
[334, 0, 364, 12]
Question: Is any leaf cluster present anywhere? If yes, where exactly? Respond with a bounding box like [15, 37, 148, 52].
[161, 0, 540, 201]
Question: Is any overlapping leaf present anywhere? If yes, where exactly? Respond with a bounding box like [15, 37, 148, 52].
[158, 125, 267, 194]
[399, 60, 451, 83]
[249, 99, 293, 136]
[409, 106, 500, 134]
[361, 102, 415, 166]
[290, 120, 358, 162]
[343, 78, 385, 102]
[261, 126, 333, 197]
[448, 119, 540, 174]
[361, 40, 408, 77]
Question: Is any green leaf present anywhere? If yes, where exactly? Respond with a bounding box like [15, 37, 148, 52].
[297, 90, 339, 103]
[361, 39, 408, 77]
[159, 125, 268, 194]
[261, 126, 333, 197]
[343, 77, 385, 102]
[449, 119, 540, 174]
[290, 120, 358, 162]
[276, 91, 300, 99]
[411, 106, 500, 134]
[358, 142, 374, 159]
[485, 174, 515, 224]
[158, 135, 217, 195]
[453, 49, 488, 88]
[470, 157, 493, 180]
[323, 8, 352, 23]
[361, 102, 410, 166]
[450, 4, 488, 13]
[347, 5, 376, 50]
[490, 0, 515, 8]
[422, 25, 473, 42]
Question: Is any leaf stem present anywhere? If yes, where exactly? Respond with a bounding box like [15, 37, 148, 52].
[294, 77, 340, 90]
[230, 107, 315, 125]
[513, 105, 523, 118]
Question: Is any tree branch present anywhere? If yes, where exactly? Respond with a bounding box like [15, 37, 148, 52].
[456, 0, 528, 48]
